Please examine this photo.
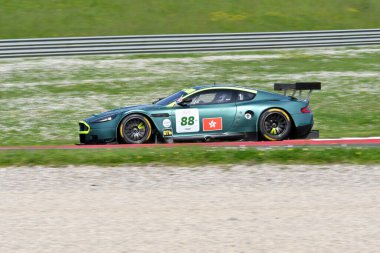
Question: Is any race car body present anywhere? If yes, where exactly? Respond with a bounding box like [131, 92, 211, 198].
[78, 83, 321, 144]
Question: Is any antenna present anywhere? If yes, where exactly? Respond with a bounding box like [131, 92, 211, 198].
[213, 80, 216, 86]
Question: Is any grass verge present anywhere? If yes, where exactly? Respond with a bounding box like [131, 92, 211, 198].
[0, 147, 379, 167]
[1, 47, 380, 146]
[1, 0, 380, 38]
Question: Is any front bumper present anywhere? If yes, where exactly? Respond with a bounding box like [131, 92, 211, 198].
[78, 121, 116, 144]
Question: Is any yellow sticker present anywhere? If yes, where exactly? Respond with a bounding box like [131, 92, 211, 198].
[163, 129, 173, 137]
[182, 88, 196, 94]
[137, 122, 145, 129]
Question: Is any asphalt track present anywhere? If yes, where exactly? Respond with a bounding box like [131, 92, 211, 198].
[0, 137, 379, 150]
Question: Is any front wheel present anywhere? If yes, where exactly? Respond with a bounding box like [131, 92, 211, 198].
[119, 114, 152, 144]
[259, 109, 291, 141]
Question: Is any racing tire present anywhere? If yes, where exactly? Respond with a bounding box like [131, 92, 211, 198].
[119, 114, 152, 144]
[259, 108, 291, 141]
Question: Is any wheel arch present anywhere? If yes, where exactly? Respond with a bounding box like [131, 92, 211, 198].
[116, 111, 159, 143]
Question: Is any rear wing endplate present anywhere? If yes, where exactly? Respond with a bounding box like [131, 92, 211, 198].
[274, 82, 321, 101]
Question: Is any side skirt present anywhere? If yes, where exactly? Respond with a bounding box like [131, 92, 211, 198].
[171, 132, 258, 142]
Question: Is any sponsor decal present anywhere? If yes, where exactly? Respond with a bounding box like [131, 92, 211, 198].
[163, 128, 173, 137]
[203, 117, 223, 131]
[163, 118, 171, 128]
[245, 112, 252, 120]
[175, 109, 200, 133]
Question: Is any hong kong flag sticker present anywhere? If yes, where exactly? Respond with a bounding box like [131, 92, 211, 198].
[203, 117, 223, 131]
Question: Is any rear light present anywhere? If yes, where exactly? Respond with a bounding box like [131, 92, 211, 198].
[301, 106, 311, 113]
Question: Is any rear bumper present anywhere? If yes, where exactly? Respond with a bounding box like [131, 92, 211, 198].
[294, 124, 318, 139]
[305, 130, 319, 139]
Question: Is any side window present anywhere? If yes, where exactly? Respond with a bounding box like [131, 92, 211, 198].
[236, 91, 256, 102]
[189, 89, 235, 105]
[192, 92, 216, 104]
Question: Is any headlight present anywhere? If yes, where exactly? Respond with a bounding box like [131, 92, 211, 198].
[92, 114, 117, 123]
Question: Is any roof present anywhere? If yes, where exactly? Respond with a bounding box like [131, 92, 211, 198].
[192, 84, 257, 93]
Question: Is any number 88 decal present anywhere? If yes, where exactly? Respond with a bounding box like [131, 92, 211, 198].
[175, 109, 199, 133]
[181, 116, 195, 126]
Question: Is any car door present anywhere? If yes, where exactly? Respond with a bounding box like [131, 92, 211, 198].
[234, 90, 258, 133]
[171, 89, 237, 137]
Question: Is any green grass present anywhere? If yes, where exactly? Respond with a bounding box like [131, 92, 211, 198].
[1, 46, 379, 146]
[0, 147, 379, 167]
[0, 0, 380, 39]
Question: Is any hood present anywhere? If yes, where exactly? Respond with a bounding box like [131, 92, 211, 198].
[85, 104, 161, 123]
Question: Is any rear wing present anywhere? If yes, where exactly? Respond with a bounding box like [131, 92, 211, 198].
[274, 82, 321, 101]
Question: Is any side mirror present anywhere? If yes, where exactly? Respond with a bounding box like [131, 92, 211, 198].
[176, 98, 192, 106]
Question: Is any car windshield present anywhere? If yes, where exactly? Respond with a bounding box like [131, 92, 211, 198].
[154, 90, 188, 106]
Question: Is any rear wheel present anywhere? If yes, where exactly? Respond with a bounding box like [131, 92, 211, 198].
[119, 114, 152, 144]
[259, 109, 291, 141]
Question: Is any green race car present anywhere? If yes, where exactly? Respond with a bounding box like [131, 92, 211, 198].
[79, 82, 321, 144]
